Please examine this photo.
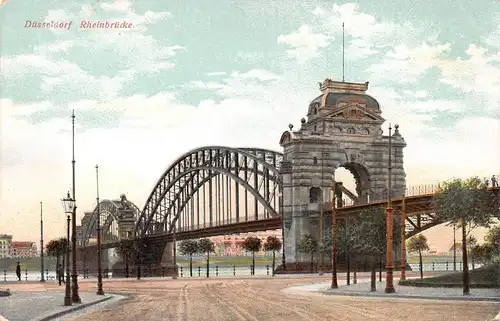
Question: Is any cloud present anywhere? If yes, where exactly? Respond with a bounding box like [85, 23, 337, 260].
[40, 2, 177, 69]
[206, 72, 227, 76]
[402, 89, 428, 99]
[2, 2, 183, 104]
[78, 31, 185, 71]
[189, 69, 282, 99]
[232, 69, 280, 81]
[405, 116, 500, 182]
[364, 27, 499, 113]
[435, 44, 500, 112]
[368, 42, 451, 83]
[277, 25, 330, 62]
[280, 3, 427, 62]
[483, 13, 500, 49]
[1, 54, 81, 78]
[0, 79, 308, 233]
[36, 40, 75, 54]
[1, 53, 136, 102]
[99, 0, 134, 13]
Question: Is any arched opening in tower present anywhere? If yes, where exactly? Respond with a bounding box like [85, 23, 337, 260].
[333, 162, 370, 206]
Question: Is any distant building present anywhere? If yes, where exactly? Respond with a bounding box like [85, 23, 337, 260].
[210, 230, 282, 256]
[76, 225, 83, 246]
[0, 234, 13, 258]
[448, 243, 463, 253]
[10, 241, 37, 258]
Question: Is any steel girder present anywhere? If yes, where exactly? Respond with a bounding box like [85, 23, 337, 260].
[134, 146, 284, 237]
[325, 194, 441, 238]
[81, 199, 141, 247]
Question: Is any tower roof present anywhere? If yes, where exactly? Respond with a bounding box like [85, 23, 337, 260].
[308, 78, 380, 114]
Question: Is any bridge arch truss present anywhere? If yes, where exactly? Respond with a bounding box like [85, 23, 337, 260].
[135, 147, 285, 237]
[82, 198, 141, 247]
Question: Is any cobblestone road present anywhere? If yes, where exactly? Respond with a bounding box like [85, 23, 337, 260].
[55, 277, 499, 321]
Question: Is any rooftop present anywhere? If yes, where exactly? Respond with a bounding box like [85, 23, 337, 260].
[10, 241, 35, 247]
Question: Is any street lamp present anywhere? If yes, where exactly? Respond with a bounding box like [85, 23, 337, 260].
[136, 242, 147, 280]
[385, 123, 395, 293]
[61, 192, 73, 306]
[40, 201, 45, 282]
[331, 177, 338, 289]
[278, 191, 286, 270]
[318, 145, 325, 275]
[173, 224, 178, 279]
[66, 110, 81, 303]
[95, 165, 104, 295]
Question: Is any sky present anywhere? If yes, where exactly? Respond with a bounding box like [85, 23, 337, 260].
[0, 0, 499, 252]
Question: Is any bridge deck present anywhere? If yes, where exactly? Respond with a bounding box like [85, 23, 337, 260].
[86, 187, 499, 250]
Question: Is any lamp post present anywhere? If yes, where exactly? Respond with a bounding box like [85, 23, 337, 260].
[136, 241, 143, 280]
[330, 178, 338, 289]
[95, 165, 105, 295]
[40, 201, 45, 282]
[385, 123, 395, 293]
[400, 197, 406, 281]
[279, 190, 286, 270]
[318, 145, 325, 275]
[61, 192, 73, 306]
[173, 224, 177, 279]
[68, 110, 81, 303]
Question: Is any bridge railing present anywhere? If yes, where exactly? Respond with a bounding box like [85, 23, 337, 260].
[405, 184, 439, 197]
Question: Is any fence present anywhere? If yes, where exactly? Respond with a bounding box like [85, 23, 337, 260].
[408, 262, 481, 272]
[1, 261, 482, 282]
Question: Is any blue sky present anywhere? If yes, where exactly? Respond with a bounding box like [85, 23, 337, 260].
[1, 0, 499, 248]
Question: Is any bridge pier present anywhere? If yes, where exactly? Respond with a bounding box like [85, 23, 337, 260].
[160, 242, 174, 266]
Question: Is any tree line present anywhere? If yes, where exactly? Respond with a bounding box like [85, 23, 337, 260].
[41, 176, 499, 295]
[177, 236, 282, 277]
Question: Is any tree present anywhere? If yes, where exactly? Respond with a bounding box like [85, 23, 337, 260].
[297, 234, 319, 273]
[467, 235, 478, 270]
[436, 177, 498, 295]
[179, 240, 199, 277]
[471, 244, 494, 265]
[407, 234, 430, 279]
[320, 219, 360, 285]
[263, 236, 282, 276]
[353, 207, 401, 292]
[46, 238, 67, 276]
[337, 219, 359, 285]
[116, 239, 136, 277]
[197, 238, 215, 278]
[241, 236, 262, 275]
[485, 225, 500, 254]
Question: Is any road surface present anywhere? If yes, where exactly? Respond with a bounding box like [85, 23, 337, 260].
[60, 277, 499, 321]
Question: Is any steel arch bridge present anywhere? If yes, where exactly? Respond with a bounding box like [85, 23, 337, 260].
[81, 197, 141, 247]
[134, 146, 286, 237]
[79, 146, 361, 247]
[133, 146, 362, 238]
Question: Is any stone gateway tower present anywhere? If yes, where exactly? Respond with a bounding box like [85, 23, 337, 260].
[279, 78, 407, 264]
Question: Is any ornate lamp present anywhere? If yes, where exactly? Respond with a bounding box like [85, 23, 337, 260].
[61, 191, 73, 306]
[61, 192, 75, 214]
